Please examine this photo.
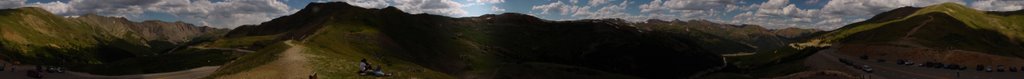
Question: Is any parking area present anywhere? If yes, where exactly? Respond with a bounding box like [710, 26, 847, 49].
[806, 48, 1024, 79]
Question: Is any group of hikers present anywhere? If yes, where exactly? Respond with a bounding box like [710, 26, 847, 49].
[358, 59, 391, 77]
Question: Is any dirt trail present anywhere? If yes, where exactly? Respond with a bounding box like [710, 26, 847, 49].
[189, 46, 256, 53]
[217, 40, 313, 79]
[903, 16, 934, 38]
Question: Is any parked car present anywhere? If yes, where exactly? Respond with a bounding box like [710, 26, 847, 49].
[860, 55, 869, 60]
[861, 65, 873, 73]
[896, 59, 915, 65]
[986, 66, 994, 72]
[45, 66, 64, 73]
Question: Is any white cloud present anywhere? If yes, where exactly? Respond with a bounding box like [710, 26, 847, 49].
[0, 0, 25, 9]
[639, 0, 739, 13]
[392, 0, 467, 17]
[145, 0, 295, 28]
[589, 0, 609, 6]
[756, 0, 818, 18]
[972, 0, 1024, 11]
[531, 1, 569, 15]
[468, 0, 504, 4]
[25, 1, 71, 14]
[491, 6, 505, 12]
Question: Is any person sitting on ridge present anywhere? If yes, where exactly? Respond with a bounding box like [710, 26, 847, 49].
[358, 59, 373, 75]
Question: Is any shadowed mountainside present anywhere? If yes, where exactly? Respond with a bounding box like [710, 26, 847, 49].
[206, 2, 773, 79]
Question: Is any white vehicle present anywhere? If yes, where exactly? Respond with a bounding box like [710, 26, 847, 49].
[986, 66, 994, 72]
[861, 65, 874, 73]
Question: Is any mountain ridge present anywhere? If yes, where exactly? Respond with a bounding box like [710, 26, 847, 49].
[202, 2, 824, 79]
[0, 6, 231, 75]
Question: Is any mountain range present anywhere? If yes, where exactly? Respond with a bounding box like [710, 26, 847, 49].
[1, 1, 1023, 79]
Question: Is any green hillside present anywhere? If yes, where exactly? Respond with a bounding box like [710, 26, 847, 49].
[816, 2, 1024, 58]
[0, 7, 232, 75]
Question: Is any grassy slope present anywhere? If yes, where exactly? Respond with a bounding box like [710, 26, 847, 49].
[705, 3, 1024, 78]
[822, 3, 1024, 43]
[0, 7, 237, 75]
[817, 3, 1024, 57]
[0, 7, 105, 64]
[301, 22, 455, 79]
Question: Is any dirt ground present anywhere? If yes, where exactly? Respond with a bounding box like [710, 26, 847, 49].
[216, 40, 313, 79]
[837, 44, 1024, 67]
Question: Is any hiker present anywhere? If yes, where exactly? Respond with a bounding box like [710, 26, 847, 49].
[370, 66, 392, 77]
[357, 59, 391, 77]
[358, 59, 373, 74]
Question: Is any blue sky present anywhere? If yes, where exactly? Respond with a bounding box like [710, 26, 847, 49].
[3, 0, 1023, 30]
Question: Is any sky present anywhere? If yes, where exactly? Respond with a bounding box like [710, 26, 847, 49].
[1, 0, 1023, 30]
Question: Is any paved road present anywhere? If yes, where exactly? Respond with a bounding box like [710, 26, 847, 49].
[806, 48, 1024, 79]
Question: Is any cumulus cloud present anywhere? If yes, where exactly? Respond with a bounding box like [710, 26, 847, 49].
[148, 0, 296, 28]
[22, 0, 159, 17]
[531, 1, 571, 15]
[391, 0, 466, 16]
[640, 0, 738, 13]
[0, 0, 25, 9]
[588, 0, 609, 6]
[972, 0, 1024, 11]
[468, 0, 504, 4]
[491, 6, 505, 12]
[25, 1, 71, 14]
